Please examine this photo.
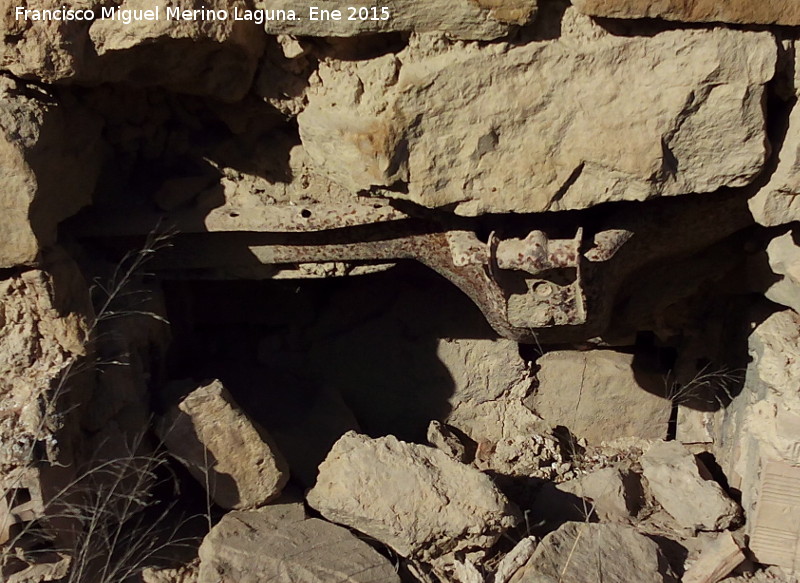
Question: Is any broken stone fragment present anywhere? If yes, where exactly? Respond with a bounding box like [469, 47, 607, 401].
[526, 350, 671, 444]
[306, 431, 520, 563]
[572, 0, 800, 26]
[0, 76, 102, 268]
[158, 379, 289, 510]
[257, 0, 537, 40]
[763, 228, 800, 314]
[475, 432, 570, 480]
[683, 531, 745, 583]
[426, 420, 469, 463]
[749, 462, 800, 570]
[197, 503, 400, 583]
[300, 12, 775, 215]
[507, 522, 671, 583]
[641, 441, 742, 532]
[558, 466, 644, 522]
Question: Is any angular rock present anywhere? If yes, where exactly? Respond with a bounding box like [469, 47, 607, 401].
[749, 43, 800, 228]
[558, 467, 643, 522]
[0, 266, 89, 472]
[683, 531, 745, 583]
[475, 432, 570, 481]
[427, 420, 469, 463]
[0, 76, 101, 267]
[158, 379, 289, 510]
[88, 0, 265, 101]
[299, 13, 775, 215]
[572, 0, 800, 25]
[763, 228, 800, 313]
[1, 0, 264, 101]
[525, 350, 671, 444]
[508, 522, 670, 583]
[717, 309, 800, 527]
[198, 504, 400, 583]
[306, 431, 520, 562]
[259, 0, 537, 40]
[142, 559, 199, 583]
[494, 537, 537, 583]
[641, 441, 741, 532]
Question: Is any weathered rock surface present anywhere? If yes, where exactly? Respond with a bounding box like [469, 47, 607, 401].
[508, 522, 670, 583]
[718, 309, 800, 538]
[88, 0, 265, 101]
[572, 0, 800, 25]
[559, 467, 643, 522]
[749, 53, 800, 227]
[259, 0, 537, 40]
[0, 266, 89, 472]
[0, 76, 101, 267]
[763, 228, 800, 314]
[1, 0, 264, 101]
[525, 350, 671, 444]
[641, 441, 741, 532]
[306, 431, 520, 562]
[475, 432, 570, 480]
[683, 531, 745, 583]
[198, 502, 400, 583]
[300, 13, 775, 215]
[158, 379, 289, 510]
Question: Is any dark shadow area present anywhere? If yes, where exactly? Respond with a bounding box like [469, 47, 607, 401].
[156, 263, 507, 487]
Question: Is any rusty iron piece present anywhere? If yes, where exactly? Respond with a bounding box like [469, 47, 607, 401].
[133, 220, 600, 342]
[495, 229, 583, 274]
[584, 229, 634, 262]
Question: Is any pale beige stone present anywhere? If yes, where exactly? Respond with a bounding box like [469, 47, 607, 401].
[0, 76, 101, 267]
[0, 268, 89, 471]
[572, 0, 800, 25]
[749, 461, 800, 571]
[559, 467, 642, 522]
[158, 380, 289, 510]
[764, 228, 800, 313]
[198, 505, 400, 583]
[683, 532, 745, 583]
[300, 13, 775, 215]
[641, 441, 741, 532]
[508, 522, 669, 583]
[258, 0, 537, 40]
[525, 350, 671, 444]
[88, 0, 265, 101]
[306, 431, 520, 562]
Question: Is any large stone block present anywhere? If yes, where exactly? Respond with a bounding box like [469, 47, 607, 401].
[306, 431, 520, 562]
[300, 12, 775, 215]
[158, 379, 289, 510]
[572, 0, 800, 26]
[525, 350, 671, 444]
[0, 77, 101, 267]
[258, 0, 537, 40]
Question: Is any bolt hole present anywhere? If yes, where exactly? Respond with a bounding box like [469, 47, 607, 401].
[300, 209, 312, 218]
[229, 211, 239, 218]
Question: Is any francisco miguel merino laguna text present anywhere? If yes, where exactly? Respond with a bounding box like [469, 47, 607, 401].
[15, 5, 392, 24]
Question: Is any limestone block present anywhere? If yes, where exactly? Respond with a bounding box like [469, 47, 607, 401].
[258, 0, 538, 40]
[198, 504, 400, 583]
[306, 431, 520, 562]
[525, 350, 671, 444]
[300, 12, 775, 215]
[0, 76, 101, 267]
[641, 441, 742, 532]
[763, 228, 800, 313]
[158, 379, 289, 510]
[508, 522, 670, 583]
[572, 0, 800, 26]
[558, 467, 643, 522]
